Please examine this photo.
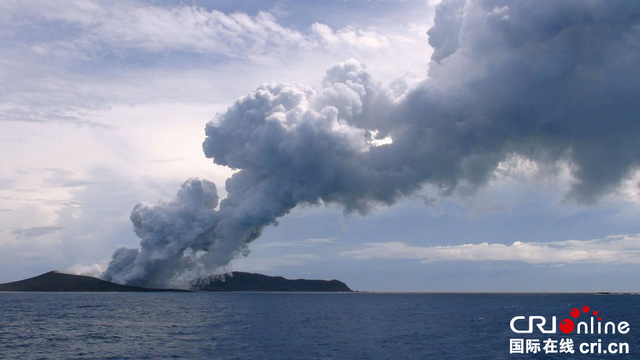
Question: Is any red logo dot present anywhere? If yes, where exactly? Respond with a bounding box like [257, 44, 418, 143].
[582, 306, 590, 313]
[570, 308, 580, 318]
[593, 311, 598, 316]
[560, 319, 575, 334]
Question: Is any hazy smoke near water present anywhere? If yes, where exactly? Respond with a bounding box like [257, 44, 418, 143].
[103, 0, 640, 288]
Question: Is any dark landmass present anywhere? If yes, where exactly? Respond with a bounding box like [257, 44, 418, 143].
[0, 271, 352, 292]
[0, 271, 186, 292]
[193, 271, 353, 292]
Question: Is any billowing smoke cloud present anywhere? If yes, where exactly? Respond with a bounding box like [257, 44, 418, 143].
[104, 0, 640, 287]
[103, 178, 220, 287]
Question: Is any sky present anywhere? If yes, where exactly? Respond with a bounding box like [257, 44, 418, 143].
[1, 0, 640, 292]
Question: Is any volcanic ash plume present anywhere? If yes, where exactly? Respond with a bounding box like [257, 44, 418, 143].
[104, 0, 640, 288]
[102, 178, 221, 287]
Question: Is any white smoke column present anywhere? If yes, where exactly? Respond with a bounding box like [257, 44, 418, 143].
[103, 178, 220, 287]
[104, 0, 640, 287]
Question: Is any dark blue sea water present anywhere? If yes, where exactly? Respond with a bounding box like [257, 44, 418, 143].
[0, 293, 638, 359]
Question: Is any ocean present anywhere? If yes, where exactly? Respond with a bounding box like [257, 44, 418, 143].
[0, 293, 637, 359]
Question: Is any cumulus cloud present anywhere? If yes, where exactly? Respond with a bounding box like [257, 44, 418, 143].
[105, 0, 640, 287]
[341, 234, 640, 265]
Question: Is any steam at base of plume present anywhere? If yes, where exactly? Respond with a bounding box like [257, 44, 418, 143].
[102, 178, 226, 288]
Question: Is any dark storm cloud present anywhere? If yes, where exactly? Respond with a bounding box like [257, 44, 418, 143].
[105, 0, 640, 287]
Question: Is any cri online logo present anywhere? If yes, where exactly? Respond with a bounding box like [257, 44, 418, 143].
[510, 305, 630, 335]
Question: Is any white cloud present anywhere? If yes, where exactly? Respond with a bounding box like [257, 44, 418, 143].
[311, 23, 390, 50]
[86, 8, 307, 56]
[251, 237, 336, 249]
[0, 0, 428, 129]
[341, 234, 640, 265]
[4, 1, 395, 60]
